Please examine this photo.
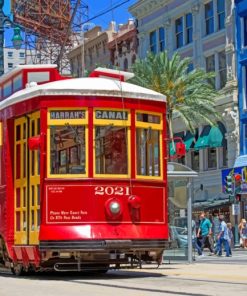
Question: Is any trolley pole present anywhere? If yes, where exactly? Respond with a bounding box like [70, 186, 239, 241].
[0, 0, 23, 76]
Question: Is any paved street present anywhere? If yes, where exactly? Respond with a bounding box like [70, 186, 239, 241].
[0, 250, 246, 296]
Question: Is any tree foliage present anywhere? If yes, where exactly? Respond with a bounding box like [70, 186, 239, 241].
[130, 51, 221, 137]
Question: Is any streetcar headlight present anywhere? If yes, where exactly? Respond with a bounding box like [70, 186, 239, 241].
[109, 201, 121, 214]
[105, 198, 123, 220]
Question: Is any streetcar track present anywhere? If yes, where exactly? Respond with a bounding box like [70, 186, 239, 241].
[70, 280, 211, 296]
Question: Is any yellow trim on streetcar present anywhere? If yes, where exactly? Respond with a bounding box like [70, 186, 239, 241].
[47, 108, 89, 178]
[135, 110, 163, 130]
[135, 111, 164, 180]
[93, 108, 131, 126]
[28, 111, 40, 245]
[47, 107, 88, 126]
[14, 117, 28, 245]
[93, 126, 131, 178]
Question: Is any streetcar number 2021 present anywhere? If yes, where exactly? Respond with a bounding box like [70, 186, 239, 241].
[94, 186, 130, 196]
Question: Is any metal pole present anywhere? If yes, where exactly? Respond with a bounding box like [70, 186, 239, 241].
[187, 179, 193, 263]
[234, 214, 239, 246]
[81, 29, 84, 77]
[80, 23, 95, 77]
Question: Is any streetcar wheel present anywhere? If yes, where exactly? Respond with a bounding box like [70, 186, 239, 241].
[11, 264, 25, 276]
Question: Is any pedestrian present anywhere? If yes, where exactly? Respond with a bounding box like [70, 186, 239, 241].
[217, 214, 230, 257]
[212, 211, 221, 246]
[197, 211, 214, 256]
[227, 222, 233, 256]
[192, 216, 202, 256]
[238, 218, 247, 249]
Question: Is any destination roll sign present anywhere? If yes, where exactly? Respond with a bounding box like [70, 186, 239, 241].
[95, 110, 128, 120]
[50, 110, 86, 120]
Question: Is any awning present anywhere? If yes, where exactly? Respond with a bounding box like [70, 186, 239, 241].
[194, 125, 211, 149]
[183, 131, 195, 151]
[234, 155, 247, 168]
[194, 125, 224, 150]
[209, 126, 224, 147]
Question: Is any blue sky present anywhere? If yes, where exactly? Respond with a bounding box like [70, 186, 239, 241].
[84, 0, 136, 29]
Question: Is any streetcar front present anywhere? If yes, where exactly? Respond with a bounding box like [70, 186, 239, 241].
[37, 71, 168, 271]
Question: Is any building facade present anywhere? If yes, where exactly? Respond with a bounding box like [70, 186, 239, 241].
[68, 23, 116, 77]
[4, 47, 32, 74]
[108, 19, 138, 71]
[129, 0, 239, 204]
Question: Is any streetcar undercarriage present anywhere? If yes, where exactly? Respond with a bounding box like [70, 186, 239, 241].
[0, 238, 166, 274]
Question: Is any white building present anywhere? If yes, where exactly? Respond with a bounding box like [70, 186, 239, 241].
[129, 0, 238, 204]
[4, 47, 35, 73]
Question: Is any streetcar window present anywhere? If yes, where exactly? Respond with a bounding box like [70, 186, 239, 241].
[95, 126, 128, 175]
[137, 113, 160, 124]
[136, 128, 160, 176]
[49, 125, 86, 175]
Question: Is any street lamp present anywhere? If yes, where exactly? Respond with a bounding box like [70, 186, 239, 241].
[80, 22, 95, 77]
[0, 0, 23, 75]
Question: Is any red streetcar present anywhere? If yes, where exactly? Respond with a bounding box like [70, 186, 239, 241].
[0, 65, 168, 274]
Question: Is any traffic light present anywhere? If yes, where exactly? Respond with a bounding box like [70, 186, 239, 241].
[235, 193, 241, 203]
[225, 175, 233, 194]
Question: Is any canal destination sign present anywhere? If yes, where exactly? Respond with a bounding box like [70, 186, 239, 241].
[95, 110, 128, 120]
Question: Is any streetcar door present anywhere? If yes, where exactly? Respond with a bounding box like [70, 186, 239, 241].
[14, 112, 40, 245]
[28, 112, 40, 245]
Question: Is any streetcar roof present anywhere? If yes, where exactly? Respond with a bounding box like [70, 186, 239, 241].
[0, 64, 58, 83]
[0, 77, 166, 110]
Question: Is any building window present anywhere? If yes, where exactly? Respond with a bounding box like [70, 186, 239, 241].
[8, 63, 13, 69]
[131, 55, 136, 65]
[205, 52, 226, 90]
[124, 58, 128, 71]
[159, 27, 165, 51]
[205, 1, 214, 35]
[219, 51, 226, 89]
[188, 63, 194, 73]
[175, 17, 183, 48]
[206, 54, 216, 88]
[150, 30, 157, 54]
[103, 41, 106, 54]
[7, 51, 13, 58]
[207, 148, 217, 169]
[244, 124, 247, 155]
[242, 66, 247, 109]
[217, 0, 225, 30]
[19, 52, 25, 58]
[222, 145, 228, 167]
[191, 150, 199, 171]
[243, 16, 247, 47]
[186, 13, 193, 44]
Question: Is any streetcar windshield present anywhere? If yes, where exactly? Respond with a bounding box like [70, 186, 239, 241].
[50, 125, 86, 174]
[95, 126, 128, 175]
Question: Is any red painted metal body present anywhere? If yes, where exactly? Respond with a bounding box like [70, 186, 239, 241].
[0, 66, 168, 273]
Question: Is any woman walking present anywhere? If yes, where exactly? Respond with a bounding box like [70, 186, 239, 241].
[239, 219, 247, 249]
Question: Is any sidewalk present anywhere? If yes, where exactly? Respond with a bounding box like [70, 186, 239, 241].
[140, 249, 247, 284]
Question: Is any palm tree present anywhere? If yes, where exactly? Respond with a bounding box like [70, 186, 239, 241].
[130, 51, 221, 143]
